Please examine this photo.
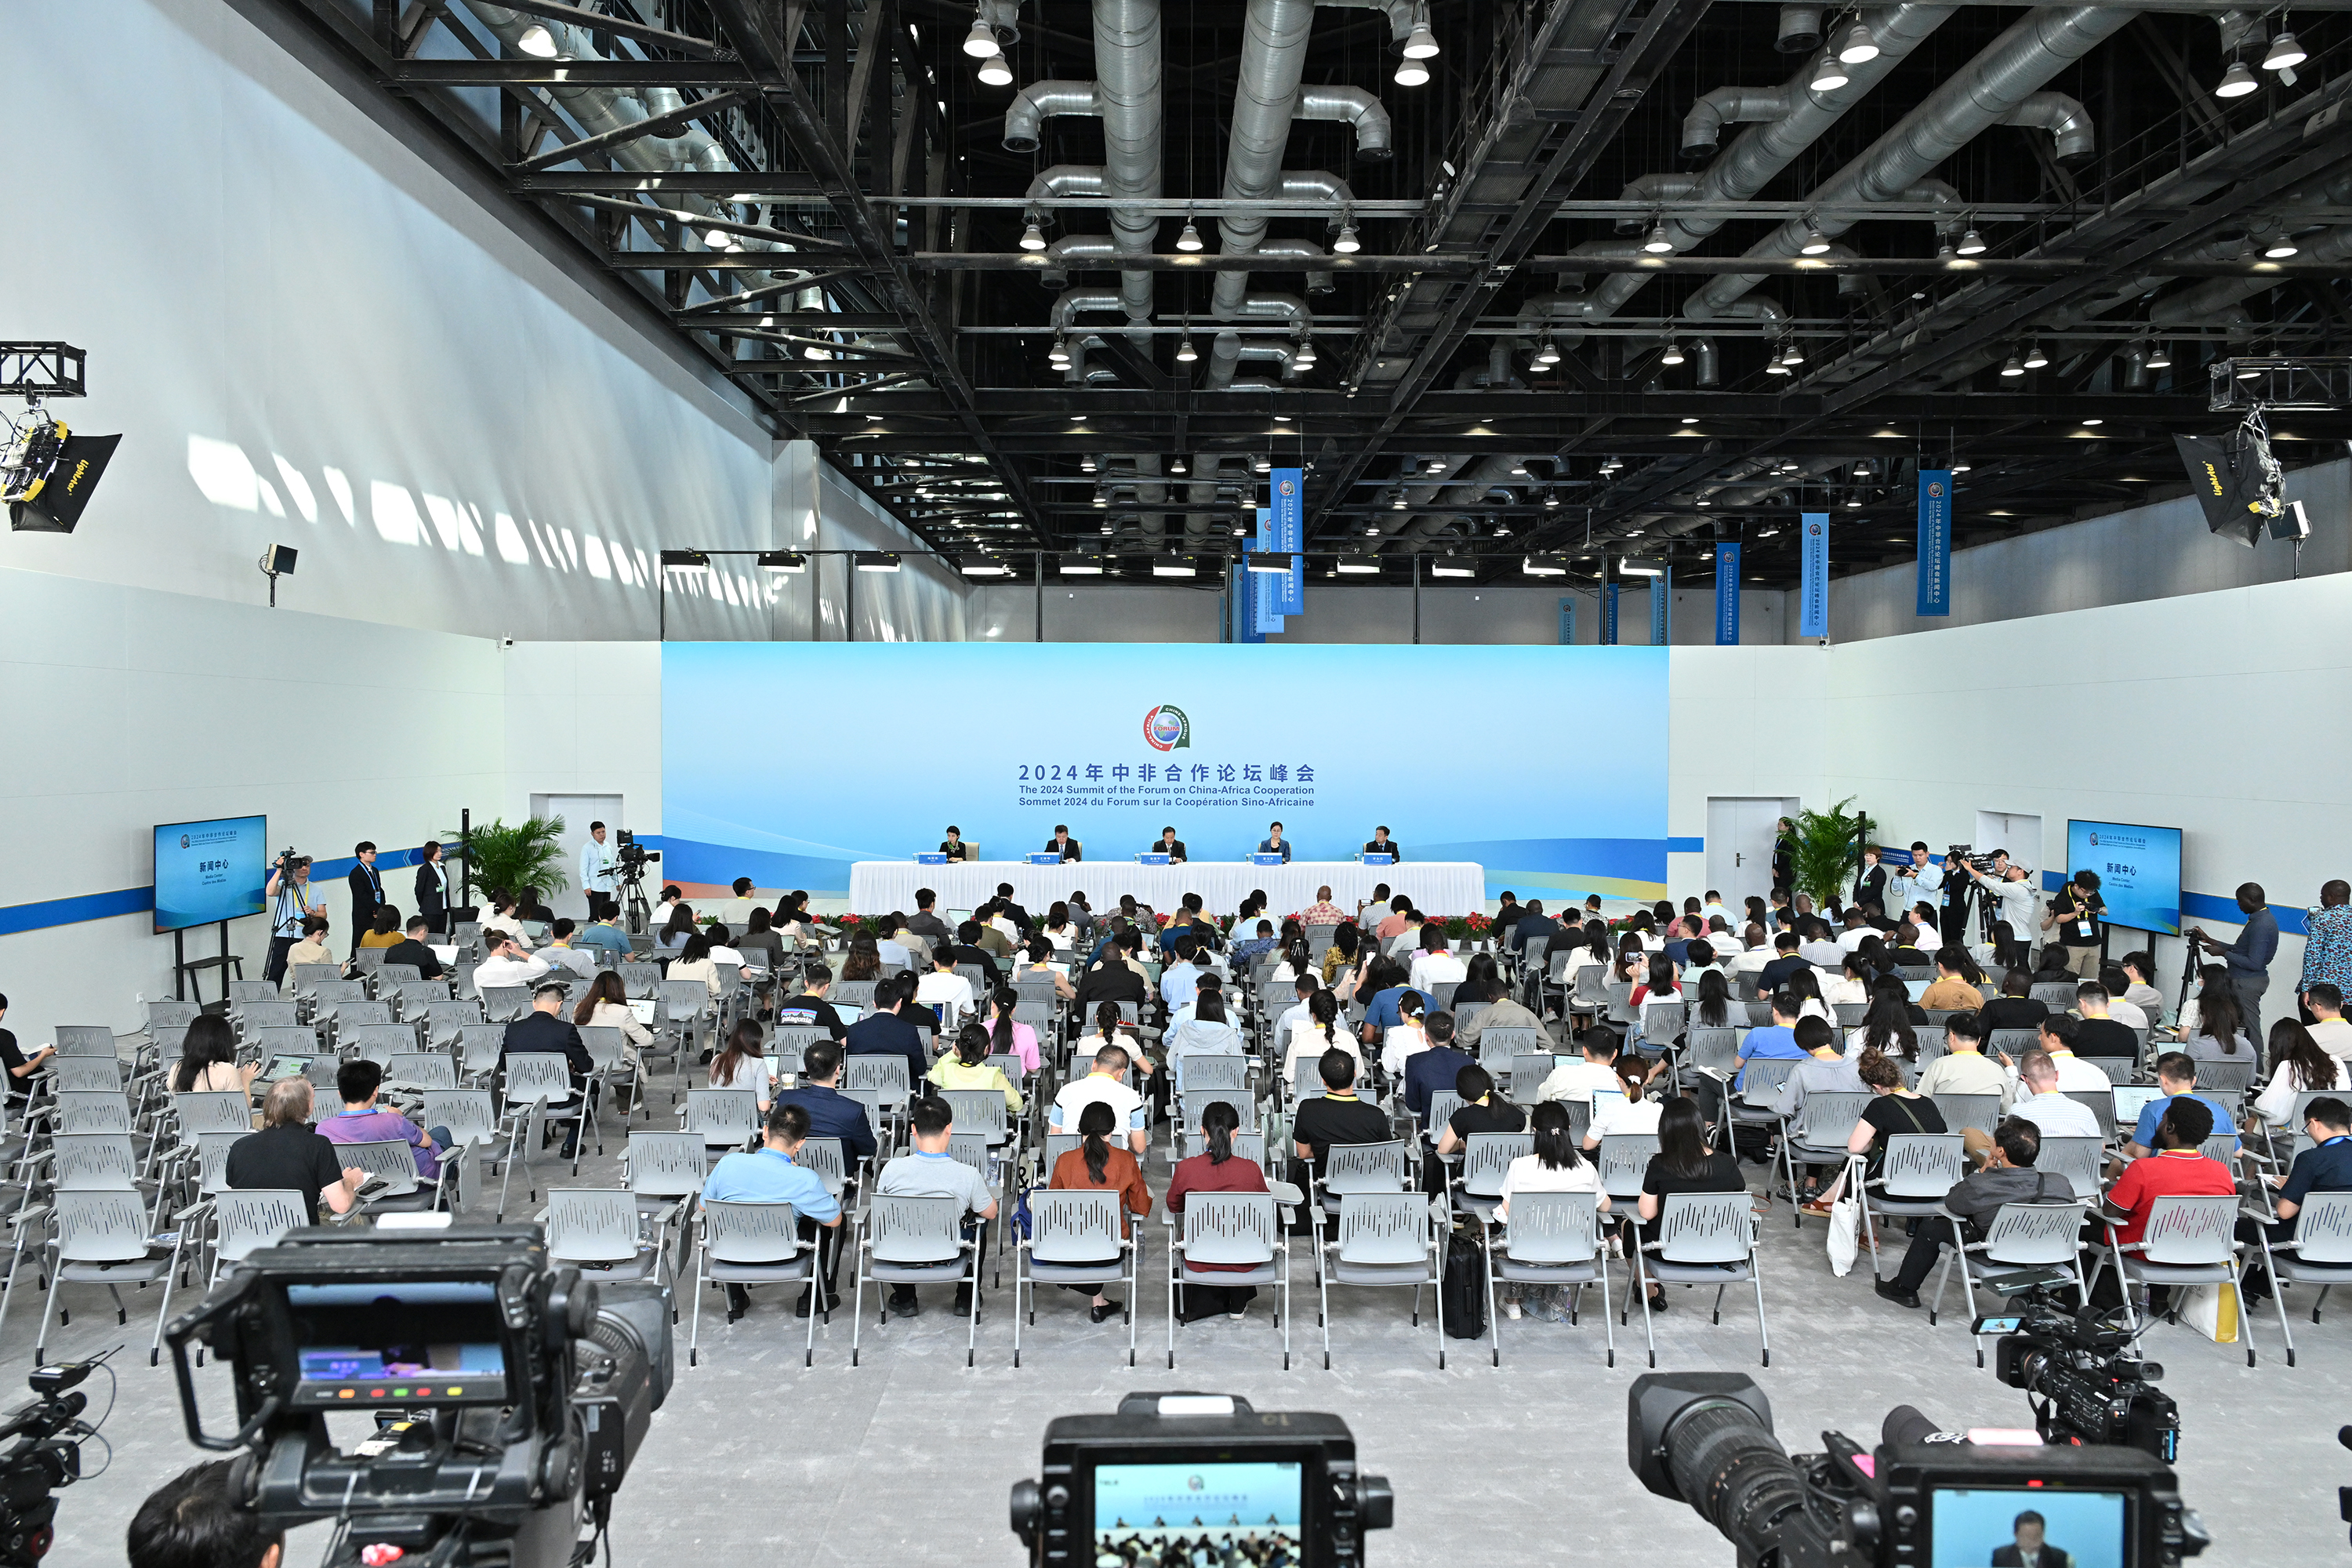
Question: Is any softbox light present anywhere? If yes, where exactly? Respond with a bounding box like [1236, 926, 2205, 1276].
[6, 430, 118, 533]
[2172, 433, 2265, 547]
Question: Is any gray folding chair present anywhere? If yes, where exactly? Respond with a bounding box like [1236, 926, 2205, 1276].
[51, 1058, 125, 1095]
[172, 1091, 253, 1139]
[203, 1189, 306, 1292]
[53, 1028, 115, 1059]
[35, 1188, 190, 1365]
[335, 1137, 441, 1214]
[1929, 1093, 2002, 1138]
[1508, 1053, 1559, 1105]
[456, 1025, 505, 1084]
[844, 1054, 911, 1118]
[1926, 1200, 2091, 1366]
[1166, 1191, 1289, 1370]
[2030, 982, 2078, 1011]
[2063, 1087, 2117, 1142]
[53, 1092, 132, 1136]
[384, 1053, 457, 1093]
[938, 1088, 1011, 1149]
[1013, 1189, 1139, 1367]
[1631, 1190, 1768, 1369]
[1454, 1131, 1531, 1221]
[2096, 1193, 2258, 1365]
[144, 1001, 199, 1034]
[2250, 1188, 2352, 1366]
[339, 1023, 416, 1068]
[226, 981, 278, 1004]
[480, 985, 533, 1023]
[2035, 1134, 2107, 1201]
[1423, 1091, 1465, 1141]
[684, 1088, 761, 1157]
[544, 1187, 665, 1286]
[1987, 1029, 2040, 1062]
[1597, 1134, 1662, 1205]
[1174, 1052, 1248, 1092]
[689, 1200, 822, 1367]
[1319, 1191, 1445, 1369]
[626, 1130, 710, 1272]
[851, 1194, 980, 1367]
[495, 1053, 588, 1217]
[1486, 1189, 1613, 1367]
[1857, 1133, 1968, 1280]
[1777, 1091, 1874, 1225]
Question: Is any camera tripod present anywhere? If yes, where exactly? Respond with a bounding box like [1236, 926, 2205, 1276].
[619, 862, 652, 935]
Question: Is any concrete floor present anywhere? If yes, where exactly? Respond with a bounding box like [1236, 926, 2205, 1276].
[26, 1105, 2352, 1567]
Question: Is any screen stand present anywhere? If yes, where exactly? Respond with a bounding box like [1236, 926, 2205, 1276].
[172, 920, 244, 1004]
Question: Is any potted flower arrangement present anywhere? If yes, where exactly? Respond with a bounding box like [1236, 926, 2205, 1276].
[1443, 911, 1494, 951]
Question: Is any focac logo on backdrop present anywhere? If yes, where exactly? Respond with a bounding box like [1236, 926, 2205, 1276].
[1142, 704, 1192, 751]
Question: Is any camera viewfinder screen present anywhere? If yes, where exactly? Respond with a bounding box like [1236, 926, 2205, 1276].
[1093, 1461, 1304, 1566]
[286, 1282, 510, 1406]
[1930, 1486, 2126, 1568]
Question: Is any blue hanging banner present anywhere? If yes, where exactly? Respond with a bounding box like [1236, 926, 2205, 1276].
[1916, 468, 1952, 617]
[1233, 552, 1265, 643]
[1714, 543, 1742, 645]
[1602, 583, 1620, 645]
[1558, 597, 1576, 645]
[1798, 512, 1830, 639]
[1271, 467, 1304, 614]
[1650, 569, 1668, 646]
[1251, 506, 1283, 636]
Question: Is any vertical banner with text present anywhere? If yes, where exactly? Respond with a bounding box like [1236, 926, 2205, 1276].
[1715, 543, 1741, 644]
[1252, 506, 1283, 635]
[1602, 583, 1620, 644]
[1916, 468, 1952, 617]
[1271, 467, 1304, 615]
[1558, 597, 1576, 645]
[1650, 568, 1668, 645]
[1798, 512, 1830, 639]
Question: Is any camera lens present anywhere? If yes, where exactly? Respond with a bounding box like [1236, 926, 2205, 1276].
[1665, 1400, 1810, 1555]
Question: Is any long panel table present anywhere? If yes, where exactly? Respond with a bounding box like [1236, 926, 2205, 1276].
[844, 860, 1484, 916]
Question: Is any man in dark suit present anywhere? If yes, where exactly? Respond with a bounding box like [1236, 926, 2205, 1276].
[993, 881, 1033, 933]
[1510, 898, 1559, 960]
[844, 977, 931, 1093]
[1152, 826, 1187, 862]
[412, 841, 448, 935]
[500, 982, 596, 1159]
[383, 916, 445, 980]
[1362, 826, 1401, 862]
[905, 889, 954, 947]
[1044, 825, 1082, 862]
[1076, 931, 1149, 1011]
[347, 841, 383, 957]
[1989, 1508, 2070, 1568]
[1255, 822, 1292, 862]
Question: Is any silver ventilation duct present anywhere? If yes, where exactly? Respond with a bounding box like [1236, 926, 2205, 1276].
[1003, 82, 1102, 151]
[1294, 86, 1394, 158]
[1094, 0, 1166, 342]
[1211, 0, 1316, 321]
[2001, 91, 2096, 164]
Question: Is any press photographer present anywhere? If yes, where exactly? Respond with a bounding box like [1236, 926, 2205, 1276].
[262, 851, 322, 986]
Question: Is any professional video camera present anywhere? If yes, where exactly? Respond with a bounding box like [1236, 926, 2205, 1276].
[1011, 1392, 1391, 1568]
[165, 1226, 672, 1568]
[1978, 1279, 2179, 1462]
[1628, 1371, 2205, 1568]
[1947, 844, 2002, 877]
[614, 829, 659, 869]
[0, 1348, 118, 1566]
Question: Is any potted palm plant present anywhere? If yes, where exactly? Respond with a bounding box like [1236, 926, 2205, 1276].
[445, 815, 569, 906]
[1789, 797, 1870, 912]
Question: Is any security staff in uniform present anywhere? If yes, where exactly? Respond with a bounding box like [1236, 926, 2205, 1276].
[346, 842, 383, 958]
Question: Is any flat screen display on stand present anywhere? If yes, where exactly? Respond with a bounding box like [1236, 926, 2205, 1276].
[2063, 819, 2183, 937]
[154, 815, 269, 933]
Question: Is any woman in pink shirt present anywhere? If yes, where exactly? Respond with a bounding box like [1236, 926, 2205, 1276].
[982, 988, 1042, 1075]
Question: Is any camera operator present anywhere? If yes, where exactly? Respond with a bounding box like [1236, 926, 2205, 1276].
[261, 851, 321, 985]
[2185, 882, 2280, 1051]
[579, 821, 619, 909]
[1963, 854, 2042, 950]
[1874, 1116, 2074, 1310]
[127, 1460, 283, 1568]
[346, 841, 383, 959]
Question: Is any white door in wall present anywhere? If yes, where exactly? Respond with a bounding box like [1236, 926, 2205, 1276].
[534, 794, 624, 920]
[1974, 811, 2044, 877]
[1707, 797, 1797, 913]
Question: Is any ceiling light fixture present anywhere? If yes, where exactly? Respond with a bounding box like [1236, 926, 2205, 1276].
[1544, 492, 1559, 507]
[1800, 224, 1832, 256]
[2144, 341, 2173, 370]
[1080, 456, 1096, 472]
[1152, 556, 1197, 578]
[1058, 554, 1105, 575]
[2264, 234, 2300, 258]
[2265, 30, 2307, 70]
[854, 551, 902, 572]
[1999, 354, 2025, 377]
[1047, 336, 1070, 366]
[1955, 227, 1987, 256]
[1837, 19, 1880, 63]
[516, 22, 558, 56]
[1402, 16, 1441, 57]
[1780, 342, 1805, 366]
[1019, 220, 1047, 251]
[1522, 555, 1570, 576]
[2081, 416, 2104, 426]
[1617, 556, 1666, 577]
[1809, 53, 1850, 92]
[758, 550, 808, 574]
[1642, 221, 1675, 254]
[1392, 494, 1408, 510]
[1169, 456, 1188, 474]
[1245, 551, 1296, 573]
[2215, 59, 2259, 98]
[1294, 336, 1318, 368]
[957, 555, 1009, 576]
[1394, 53, 1430, 86]
[1333, 222, 1361, 254]
[659, 548, 710, 572]
[1764, 356, 1791, 376]
[1176, 218, 1204, 252]
[2021, 341, 2049, 368]
[964, 16, 1000, 55]
[1534, 335, 1561, 366]
[1660, 339, 1686, 365]
[977, 52, 1014, 86]
[1428, 560, 1474, 579]
[1175, 336, 1198, 363]
[1254, 455, 1272, 472]
[1337, 555, 1381, 574]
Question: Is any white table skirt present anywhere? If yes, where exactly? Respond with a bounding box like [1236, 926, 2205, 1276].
[844, 861, 1485, 917]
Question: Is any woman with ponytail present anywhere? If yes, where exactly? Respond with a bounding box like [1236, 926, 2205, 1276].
[1282, 987, 1363, 1080]
[982, 986, 1042, 1075]
[1165, 1098, 1269, 1321]
[1047, 1100, 1153, 1321]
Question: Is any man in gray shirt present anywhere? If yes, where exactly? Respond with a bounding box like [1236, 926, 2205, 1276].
[1772, 1015, 1867, 1206]
[1875, 1116, 2074, 1308]
[873, 1097, 997, 1318]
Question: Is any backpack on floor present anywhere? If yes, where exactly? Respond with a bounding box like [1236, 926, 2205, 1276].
[1440, 1220, 1488, 1339]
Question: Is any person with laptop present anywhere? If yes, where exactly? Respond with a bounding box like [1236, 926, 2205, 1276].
[2118, 1051, 2238, 1161]
[382, 916, 445, 980]
[776, 962, 853, 1041]
[2238, 1095, 2352, 1303]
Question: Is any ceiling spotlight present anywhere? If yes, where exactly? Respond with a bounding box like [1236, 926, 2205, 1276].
[2145, 340, 2173, 370]
[1272, 412, 1292, 423]
[1394, 54, 1430, 86]
[1020, 221, 1047, 252]
[1175, 336, 1198, 363]
[1837, 19, 1879, 63]
[957, 554, 1010, 576]
[1780, 343, 1805, 367]
[1809, 53, 1850, 92]
[977, 52, 1014, 86]
[1846, 495, 1863, 508]
[1936, 239, 1955, 262]
[1955, 227, 1987, 256]
[702, 223, 735, 248]
[2021, 342, 2049, 368]
[1642, 221, 1675, 254]
[1245, 551, 1296, 573]
[1951, 460, 1971, 472]
[1660, 339, 1686, 365]
[2082, 416, 2104, 426]
[1599, 456, 1621, 473]
[2265, 30, 2307, 70]
[1169, 456, 1188, 474]
[2264, 234, 2300, 258]
[1681, 416, 1700, 424]
[1693, 495, 1711, 506]
[964, 16, 1000, 55]
[1152, 556, 1197, 578]
[1800, 225, 1832, 256]
[1544, 492, 1559, 507]
[516, 22, 558, 56]
[758, 550, 808, 574]
[1403, 17, 1441, 58]
[1294, 336, 1318, 368]
[854, 550, 902, 572]
[1428, 560, 1474, 579]
[2237, 361, 2264, 379]
[1763, 356, 1791, 376]
[1254, 455, 1272, 472]
[1337, 555, 1381, 573]
[1999, 354, 2024, 377]
[1047, 336, 1071, 365]
[1091, 493, 1108, 507]
[1080, 456, 1097, 472]
[1521, 555, 1570, 576]
[1392, 494, 1408, 510]
[1534, 335, 1561, 366]
[1333, 222, 1362, 254]
[1177, 219, 1204, 252]
[2215, 59, 2259, 98]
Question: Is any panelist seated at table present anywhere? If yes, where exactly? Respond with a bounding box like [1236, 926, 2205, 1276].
[937, 826, 971, 862]
[1255, 821, 1293, 863]
[1362, 827, 1402, 862]
[1042, 825, 1082, 862]
[1149, 826, 1187, 864]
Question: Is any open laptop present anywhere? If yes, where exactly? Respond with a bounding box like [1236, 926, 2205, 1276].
[2111, 1083, 2164, 1132]
[1904, 978, 1932, 1002]
[260, 1054, 314, 1083]
[830, 1003, 865, 1026]
[625, 998, 660, 1029]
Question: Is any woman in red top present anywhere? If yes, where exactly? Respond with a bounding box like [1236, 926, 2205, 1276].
[1164, 1099, 1271, 1323]
[1047, 1101, 1153, 1321]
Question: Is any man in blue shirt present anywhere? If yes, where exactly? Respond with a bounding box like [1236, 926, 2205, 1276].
[2187, 881, 2281, 1050]
[1755, 933, 1809, 994]
[1363, 981, 1436, 1036]
[2241, 1095, 2352, 1301]
[1160, 942, 1203, 1016]
[1403, 1012, 1472, 1127]
[702, 1101, 843, 1320]
[1732, 993, 1808, 1091]
[2121, 1052, 2239, 1160]
[572, 895, 633, 964]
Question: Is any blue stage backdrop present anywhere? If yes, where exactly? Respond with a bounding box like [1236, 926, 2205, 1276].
[659, 643, 1669, 903]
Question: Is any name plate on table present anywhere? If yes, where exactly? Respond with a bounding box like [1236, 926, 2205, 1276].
[1251, 852, 1287, 866]
[914, 852, 949, 865]
[1026, 852, 1064, 866]
[1135, 853, 1171, 866]
[1362, 853, 1394, 866]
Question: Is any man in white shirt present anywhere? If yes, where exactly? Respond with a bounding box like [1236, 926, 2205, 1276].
[2008, 1049, 2103, 1139]
[1798, 920, 1846, 971]
[1700, 892, 1733, 927]
[2001, 1018, 2110, 1094]
[1537, 1030, 1625, 1104]
[914, 949, 977, 1028]
[578, 823, 619, 910]
[1274, 974, 1319, 1053]
[1835, 909, 1876, 953]
[1407, 931, 1466, 994]
[1730, 938, 1774, 977]
[475, 933, 553, 991]
[876, 931, 913, 969]
[1048, 1042, 1149, 1156]
[2306, 983, 2352, 1061]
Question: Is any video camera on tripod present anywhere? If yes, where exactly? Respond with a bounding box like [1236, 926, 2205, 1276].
[1974, 1275, 2180, 1462]
[1947, 844, 2002, 877]
[165, 1226, 672, 1568]
[614, 829, 658, 872]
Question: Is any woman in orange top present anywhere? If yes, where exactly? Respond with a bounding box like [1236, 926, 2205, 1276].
[1047, 1101, 1153, 1321]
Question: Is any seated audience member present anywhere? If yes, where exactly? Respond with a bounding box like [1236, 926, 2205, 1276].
[1919, 947, 1988, 1012]
[1873, 1116, 2072, 1308]
[475, 931, 553, 992]
[1287, 1048, 1390, 1197]
[2007, 1014, 2108, 1092]
[2006, 1048, 2103, 1140]
[502, 982, 596, 1159]
[1813, 1046, 1947, 1213]
[1494, 1099, 1610, 1322]
[1755, 932, 1809, 994]
[318, 1057, 446, 1181]
[575, 970, 652, 1081]
[1376, 988, 1433, 1076]
[914, 946, 978, 1029]
[383, 916, 446, 979]
[283, 913, 336, 974]
[1409, 923, 1468, 994]
[1283, 989, 1363, 1080]
[1167, 1098, 1272, 1322]
[1977, 969, 2049, 1034]
[1050, 1042, 1149, 1157]
[1540, 1025, 1626, 1103]
[1402, 1011, 1474, 1127]
[708, 1018, 776, 1115]
[1583, 1054, 1664, 1150]
[1914, 1012, 2015, 1131]
[539, 918, 604, 979]
[2179, 967, 2257, 1063]
[225, 1079, 368, 1225]
[699, 1101, 843, 1319]
[2119, 952, 2169, 1029]
[1727, 992, 1808, 1092]
[358, 906, 404, 952]
[127, 1460, 285, 1568]
[844, 974, 931, 1090]
[773, 1040, 878, 1169]
[2120, 1052, 2238, 1160]
[2096, 964, 2147, 1029]
[1432, 1061, 1527, 1159]
[2302, 982, 2352, 1060]
[776, 962, 852, 1041]
[2240, 1095, 2352, 1301]
[1046, 1101, 1152, 1320]
[2256, 1019, 2343, 1126]
[928, 1022, 1024, 1113]
[873, 1096, 998, 1318]
[666, 931, 724, 999]
[946, 922, 1005, 990]
[172, 1014, 260, 1096]
[2070, 982, 2138, 1058]
[2101, 1094, 2235, 1313]
[1016, 934, 1077, 1000]
[1634, 1095, 1746, 1310]
[1770, 1016, 1867, 1203]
